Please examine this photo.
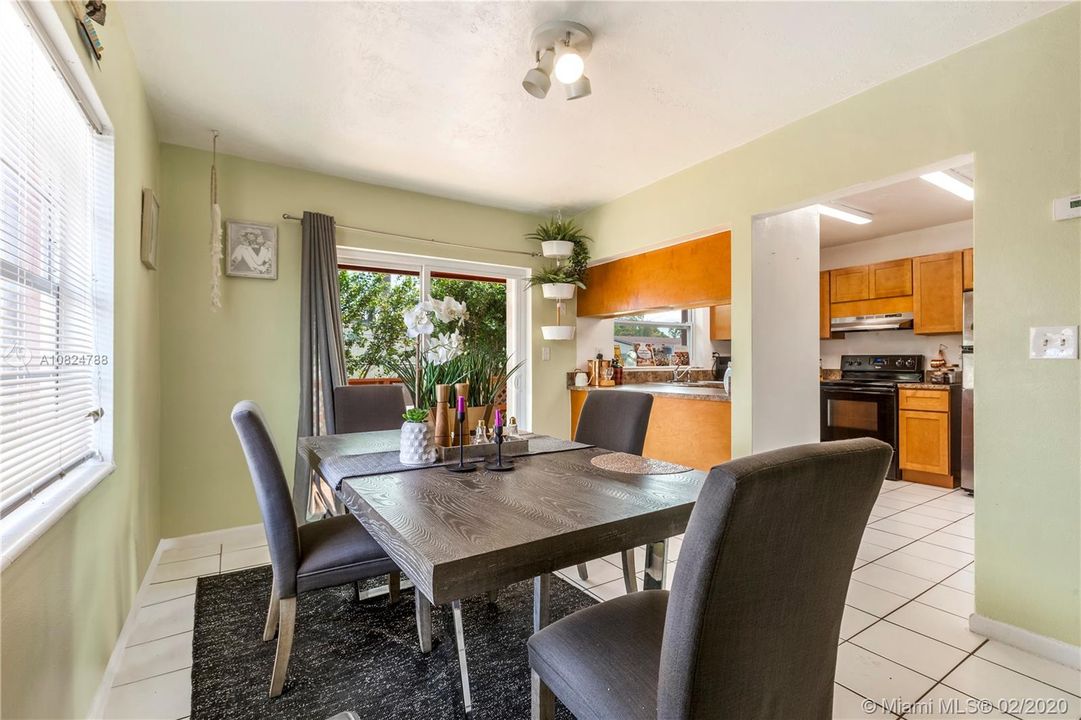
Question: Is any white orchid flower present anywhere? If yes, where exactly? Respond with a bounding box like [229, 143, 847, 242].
[426, 330, 465, 365]
[403, 303, 433, 338]
[431, 296, 467, 324]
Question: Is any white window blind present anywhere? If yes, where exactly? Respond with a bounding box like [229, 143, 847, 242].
[1, 1, 113, 515]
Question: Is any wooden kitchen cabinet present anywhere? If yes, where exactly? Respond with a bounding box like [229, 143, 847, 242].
[869, 259, 912, 299]
[830, 266, 870, 303]
[913, 251, 963, 334]
[899, 410, 951, 478]
[962, 247, 974, 290]
[710, 303, 731, 341]
[819, 272, 831, 339]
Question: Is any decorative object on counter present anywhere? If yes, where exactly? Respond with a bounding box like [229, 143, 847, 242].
[573, 369, 589, 387]
[208, 132, 222, 307]
[612, 356, 623, 385]
[529, 214, 591, 341]
[928, 344, 958, 384]
[433, 384, 451, 447]
[485, 410, 515, 472]
[399, 408, 437, 465]
[447, 395, 476, 473]
[633, 342, 655, 366]
[712, 352, 725, 380]
[140, 187, 159, 270]
[587, 356, 614, 387]
[671, 351, 690, 367]
[723, 361, 733, 396]
[225, 220, 278, 279]
[590, 452, 691, 475]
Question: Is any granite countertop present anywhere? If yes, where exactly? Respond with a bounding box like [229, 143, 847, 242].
[569, 382, 730, 403]
[898, 382, 957, 390]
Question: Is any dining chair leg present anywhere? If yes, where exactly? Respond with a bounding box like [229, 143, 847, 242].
[531, 670, 555, 720]
[576, 563, 589, 581]
[262, 580, 279, 642]
[353, 581, 361, 604]
[621, 549, 638, 594]
[388, 572, 401, 604]
[415, 591, 432, 653]
[268, 597, 296, 698]
[486, 590, 499, 605]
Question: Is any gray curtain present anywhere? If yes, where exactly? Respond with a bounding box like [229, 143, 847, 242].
[293, 211, 347, 520]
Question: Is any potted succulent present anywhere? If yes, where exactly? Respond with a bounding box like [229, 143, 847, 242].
[399, 408, 437, 465]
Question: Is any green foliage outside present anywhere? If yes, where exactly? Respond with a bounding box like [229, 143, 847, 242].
[338, 270, 507, 379]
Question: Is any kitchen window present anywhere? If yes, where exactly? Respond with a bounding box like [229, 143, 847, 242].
[614, 309, 693, 367]
[1, 1, 114, 558]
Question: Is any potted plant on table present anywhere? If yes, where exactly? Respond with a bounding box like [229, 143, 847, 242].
[399, 408, 437, 465]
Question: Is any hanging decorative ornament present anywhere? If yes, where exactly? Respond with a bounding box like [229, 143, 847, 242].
[85, 1, 106, 25]
[209, 131, 224, 310]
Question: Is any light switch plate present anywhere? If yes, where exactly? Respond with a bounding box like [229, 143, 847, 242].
[541, 346, 551, 361]
[1029, 326, 1078, 359]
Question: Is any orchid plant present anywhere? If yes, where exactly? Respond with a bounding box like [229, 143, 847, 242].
[400, 296, 469, 410]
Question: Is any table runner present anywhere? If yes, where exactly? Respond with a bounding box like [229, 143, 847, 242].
[319, 434, 591, 491]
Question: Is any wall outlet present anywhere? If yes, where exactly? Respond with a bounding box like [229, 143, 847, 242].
[541, 346, 550, 361]
[1029, 326, 1078, 359]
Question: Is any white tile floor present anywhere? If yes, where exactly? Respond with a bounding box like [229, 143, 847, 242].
[98, 482, 1081, 720]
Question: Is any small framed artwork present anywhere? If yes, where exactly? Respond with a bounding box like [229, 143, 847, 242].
[226, 220, 278, 280]
[140, 188, 159, 270]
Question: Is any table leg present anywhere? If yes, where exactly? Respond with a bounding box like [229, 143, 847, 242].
[450, 599, 473, 715]
[533, 574, 550, 632]
[415, 591, 432, 653]
[642, 539, 668, 590]
[621, 549, 638, 594]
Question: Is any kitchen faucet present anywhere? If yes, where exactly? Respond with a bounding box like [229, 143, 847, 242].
[672, 363, 692, 383]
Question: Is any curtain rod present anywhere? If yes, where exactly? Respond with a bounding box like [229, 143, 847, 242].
[281, 213, 539, 258]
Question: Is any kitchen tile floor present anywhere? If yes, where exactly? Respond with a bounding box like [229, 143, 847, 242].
[98, 481, 1080, 720]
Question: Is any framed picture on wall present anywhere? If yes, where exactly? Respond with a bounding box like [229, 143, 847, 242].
[140, 188, 159, 270]
[225, 220, 278, 280]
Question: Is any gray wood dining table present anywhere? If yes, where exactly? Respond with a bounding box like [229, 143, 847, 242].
[298, 430, 706, 715]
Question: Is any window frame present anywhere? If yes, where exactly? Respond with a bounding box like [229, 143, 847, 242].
[0, 1, 115, 569]
[336, 246, 532, 429]
[613, 309, 695, 368]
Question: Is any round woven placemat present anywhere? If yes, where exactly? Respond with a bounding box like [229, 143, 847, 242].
[590, 452, 692, 475]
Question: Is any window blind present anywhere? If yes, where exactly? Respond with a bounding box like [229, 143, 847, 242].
[1, 1, 111, 514]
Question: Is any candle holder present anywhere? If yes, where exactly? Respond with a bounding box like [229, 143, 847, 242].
[447, 406, 476, 473]
[484, 422, 515, 472]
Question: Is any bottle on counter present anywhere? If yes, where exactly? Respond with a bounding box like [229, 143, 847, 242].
[612, 355, 623, 385]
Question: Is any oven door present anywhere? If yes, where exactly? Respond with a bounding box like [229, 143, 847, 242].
[820, 385, 899, 479]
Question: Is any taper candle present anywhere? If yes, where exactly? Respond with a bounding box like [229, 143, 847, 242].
[494, 409, 503, 427]
[457, 395, 466, 415]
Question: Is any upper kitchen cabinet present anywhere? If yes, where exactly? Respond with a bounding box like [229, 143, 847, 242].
[868, 259, 912, 299]
[578, 231, 731, 317]
[819, 272, 831, 339]
[829, 266, 869, 303]
[913, 251, 963, 334]
[962, 247, 974, 290]
[710, 303, 732, 341]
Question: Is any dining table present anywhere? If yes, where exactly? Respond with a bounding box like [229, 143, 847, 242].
[297, 430, 706, 716]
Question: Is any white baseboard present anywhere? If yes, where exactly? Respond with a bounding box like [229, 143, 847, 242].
[970, 613, 1081, 670]
[85, 538, 166, 719]
[158, 522, 263, 550]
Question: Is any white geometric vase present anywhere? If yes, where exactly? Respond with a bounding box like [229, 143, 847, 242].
[400, 421, 436, 465]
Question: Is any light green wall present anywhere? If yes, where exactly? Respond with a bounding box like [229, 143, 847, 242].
[0, 4, 161, 719]
[579, 6, 1080, 645]
[157, 145, 573, 537]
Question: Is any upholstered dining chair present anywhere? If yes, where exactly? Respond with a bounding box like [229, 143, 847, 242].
[528, 437, 892, 720]
[231, 401, 402, 697]
[572, 391, 654, 591]
[332, 384, 407, 433]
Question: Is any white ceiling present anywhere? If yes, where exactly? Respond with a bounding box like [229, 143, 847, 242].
[819, 164, 975, 247]
[120, 2, 1059, 214]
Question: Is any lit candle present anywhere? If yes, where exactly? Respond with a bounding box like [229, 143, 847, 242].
[494, 409, 503, 427]
[457, 395, 466, 415]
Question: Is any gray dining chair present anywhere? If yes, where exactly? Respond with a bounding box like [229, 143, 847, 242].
[572, 391, 654, 590]
[231, 401, 402, 698]
[332, 384, 407, 433]
[528, 437, 892, 720]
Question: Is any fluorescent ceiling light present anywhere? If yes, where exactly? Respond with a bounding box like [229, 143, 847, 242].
[815, 204, 872, 225]
[921, 171, 974, 201]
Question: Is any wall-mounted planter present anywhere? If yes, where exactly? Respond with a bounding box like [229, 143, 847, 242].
[541, 325, 576, 341]
[541, 282, 576, 300]
[541, 240, 573, 259]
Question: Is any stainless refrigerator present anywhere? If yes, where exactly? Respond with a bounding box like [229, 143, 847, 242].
[961, 290, 974, 492]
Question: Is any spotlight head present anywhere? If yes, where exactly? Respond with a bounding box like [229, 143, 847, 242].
[554, 50, 584, 84]
[522, 49, 554, 99]
[565, 74, 591, 100]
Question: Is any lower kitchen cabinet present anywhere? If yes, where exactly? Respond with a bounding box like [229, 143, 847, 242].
[898, 387, 960, 487]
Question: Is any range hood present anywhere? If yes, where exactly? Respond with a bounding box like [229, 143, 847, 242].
[831, 312, 914, 332]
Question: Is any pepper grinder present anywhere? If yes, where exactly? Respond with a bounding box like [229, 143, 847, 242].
[485, 409, 514, 472]
[447, 395, 476, 473]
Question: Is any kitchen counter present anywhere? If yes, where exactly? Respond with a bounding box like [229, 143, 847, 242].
[898, 382, 958, 390]
[569, 382, 730, 402]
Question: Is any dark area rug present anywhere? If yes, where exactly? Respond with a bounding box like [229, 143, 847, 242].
[191, 566, 594, 719]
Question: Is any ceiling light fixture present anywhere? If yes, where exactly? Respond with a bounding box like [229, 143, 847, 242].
[920, 170, 974, 201]
[815, 204, 873, 225]
[523, 21, 593, 101]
